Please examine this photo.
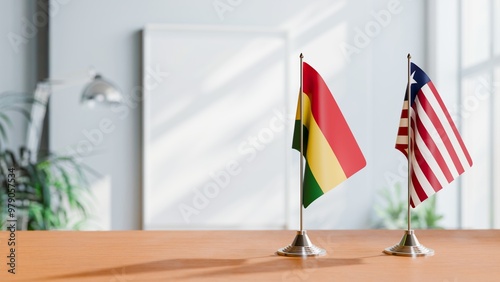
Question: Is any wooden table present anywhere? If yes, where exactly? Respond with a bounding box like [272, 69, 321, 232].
[0, 230, 499, 281]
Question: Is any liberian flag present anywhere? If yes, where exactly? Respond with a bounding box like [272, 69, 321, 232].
[395, 63, 473, 208]
[293, 62, 366, 208]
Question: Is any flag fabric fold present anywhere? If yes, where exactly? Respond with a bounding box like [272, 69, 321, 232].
[293, 62, 366, 208]
[395, 62, 473, 208]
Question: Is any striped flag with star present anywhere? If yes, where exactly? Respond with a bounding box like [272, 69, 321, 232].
[395, 62, 473, 208]
[293, 62, 366, 208]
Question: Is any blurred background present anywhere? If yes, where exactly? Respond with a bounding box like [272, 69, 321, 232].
[0, 0, 498, 230]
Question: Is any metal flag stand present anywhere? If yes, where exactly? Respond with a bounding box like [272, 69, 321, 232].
[383, 54, 434, 257]
[277, 53, 326, 257]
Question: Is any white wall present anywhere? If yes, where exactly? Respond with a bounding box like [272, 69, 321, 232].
[0, 0, 38, 150]
[49, 0, 426, 230]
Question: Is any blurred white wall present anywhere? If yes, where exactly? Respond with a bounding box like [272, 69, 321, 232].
[49, 0, 426, 230]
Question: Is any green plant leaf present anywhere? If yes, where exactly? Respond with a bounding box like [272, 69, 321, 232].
[374, 183, 444, 229]
[2, 144, 93, 230]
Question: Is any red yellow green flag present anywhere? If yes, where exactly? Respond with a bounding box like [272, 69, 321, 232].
[293, 62, 366, 208]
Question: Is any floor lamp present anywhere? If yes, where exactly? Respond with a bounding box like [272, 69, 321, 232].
[26, 69, 122, 161]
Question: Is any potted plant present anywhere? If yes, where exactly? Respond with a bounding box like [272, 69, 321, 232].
[0, 92, 93, 230]
[373, 182, 444, 229]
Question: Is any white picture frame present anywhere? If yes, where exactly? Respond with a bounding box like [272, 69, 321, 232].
[142, 24, 292, 230]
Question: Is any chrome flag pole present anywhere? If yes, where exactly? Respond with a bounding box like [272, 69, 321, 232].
[277, 53, 325, 257]
[383, 54, 434, 257]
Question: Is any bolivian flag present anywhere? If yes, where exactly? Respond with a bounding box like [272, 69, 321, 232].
[293, 62, 366, 208]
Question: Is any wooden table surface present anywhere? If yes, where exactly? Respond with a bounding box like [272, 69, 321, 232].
[0, 230, 499, 281]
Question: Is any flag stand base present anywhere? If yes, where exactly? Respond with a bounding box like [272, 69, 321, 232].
[383, 230, 434, 257]
[277, 230, 326, 257]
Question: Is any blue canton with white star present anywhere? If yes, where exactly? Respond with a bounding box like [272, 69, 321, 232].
[405, 62, 431, 105]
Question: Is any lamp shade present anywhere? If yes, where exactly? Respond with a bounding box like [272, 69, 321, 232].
[81, 74, 122, 105]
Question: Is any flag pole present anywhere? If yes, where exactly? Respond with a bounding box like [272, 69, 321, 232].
[299, 53, 304, 232]
[406, 53, 412, 233]
[383, 53, 434, 257]
[277, 53, 325, 257]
